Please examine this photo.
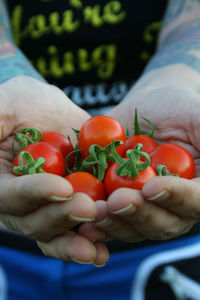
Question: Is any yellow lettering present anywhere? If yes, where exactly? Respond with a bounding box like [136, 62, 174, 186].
[49, 11, 80, 34]
[92, 44, 116, 79]
[48, 45, 64, 78]
[29, 15, 50, 39]
[62, 11, 80, 32]
[69, 0, 83, 9]
[63, 52, 75, 74]
[49, 12, 62, 34]
[48, 46, 76, 76]
[139, 50, 150, 62]
[11, 6, 80, 45]
[78, 48, 92, 71]
[83, 5, 103, 27]
[103, 1, 126, 24]
[33, 44, 117, 80]
[35, 57, 49, 77]
[143, 21, 162, 43]
[35, 48, 76, 76]
[11, 1, 127, 45]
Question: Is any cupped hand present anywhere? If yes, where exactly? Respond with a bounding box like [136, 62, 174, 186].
[0, 76, 109, 265]
[80, 65, 200, 243]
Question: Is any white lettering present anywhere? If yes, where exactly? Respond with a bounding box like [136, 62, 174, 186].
[63, 81, 129, 107]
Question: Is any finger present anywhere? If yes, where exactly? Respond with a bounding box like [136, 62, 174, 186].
[37, 231, 98, 264]
[1, 193, 97, 242]
[93, 200, 145, 243]
[107, 188, 194, 240]
[78, 222, 109, 242]
[0, 173, 73, 216]
[142, 176, 200, 219]
[0, 213, 21, 233]
[92, 242, 110, 267]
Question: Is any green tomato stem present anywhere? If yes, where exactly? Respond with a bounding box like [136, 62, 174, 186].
[13, 151, 46, 175]
[133, 107, 154, 137]
[12, 127, 42, 155]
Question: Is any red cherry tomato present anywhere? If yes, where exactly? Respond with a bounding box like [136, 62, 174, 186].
[150, 143, 195, 179]
[124, 135, 158, 157]
[41, 131, 74, 169]
[78, 116, 126, 159]
[65, 172, 107, 201]
[13, 142, 66, 176]
[104, 161, 156, 195]
[41, 132, 74, 157]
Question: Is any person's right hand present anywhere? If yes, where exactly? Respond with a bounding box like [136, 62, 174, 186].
[0, 76, 109, 266]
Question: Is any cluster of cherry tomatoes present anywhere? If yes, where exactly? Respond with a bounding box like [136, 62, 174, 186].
[12, 109, 195, 201]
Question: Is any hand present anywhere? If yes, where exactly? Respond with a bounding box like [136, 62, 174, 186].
[0, 76, 109, 265]
[80, 65, 200, 243]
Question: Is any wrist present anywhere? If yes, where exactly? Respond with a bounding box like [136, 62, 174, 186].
[132, 64, 200, 94]
[106, 63, 200, 133]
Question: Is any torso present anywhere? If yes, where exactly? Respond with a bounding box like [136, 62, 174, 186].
[7, 0, 168, 113]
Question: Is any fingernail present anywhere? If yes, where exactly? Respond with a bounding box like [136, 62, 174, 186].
[110, 203, 136, 216]
[49, 195, 73, 201]
[146, 190, 170, 201]
[69, 215, 95, 222]
[95, 218, 113, 228]
[93, 262, 107, 268]
[70, 257, 94, 265]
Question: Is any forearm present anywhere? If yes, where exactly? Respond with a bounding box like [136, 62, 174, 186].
[143, 0, 200, 80]
[0, 0, 44, 84]
[107, 1, 200, 130]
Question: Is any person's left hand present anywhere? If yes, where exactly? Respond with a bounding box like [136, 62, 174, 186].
[78, 65, 200, 243]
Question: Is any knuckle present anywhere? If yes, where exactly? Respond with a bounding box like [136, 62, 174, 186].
[173, 197, 184, 207]
[192, 209, 200, 219]
[37, 242, 51, 257]
[20, 221, 52, 242]
[19, 218, 47, 241]
[61, 206, 70, 220]
[149, 221, 182, 240]
[165, 196, 184, 210]
[182, 221, 194, 234]
[163, 226, 181, 239]
[0, 215, 21, 233]
[19, 220, 36, 238]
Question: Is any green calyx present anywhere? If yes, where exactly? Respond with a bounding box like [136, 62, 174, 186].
[65, 140, 123, 180]
[12, 127, 42, 155]
[112, 143, 151, 178]
[157, 165, 179, 177]
[81, 140, 123, 181]
[67, 129, 125, 180]
[65, 148, 82, 174]
[65, 128, 82, 174]
[13, 151, 46, 175]
[65, 140, 151, 181]
[132, 107, 154, 137]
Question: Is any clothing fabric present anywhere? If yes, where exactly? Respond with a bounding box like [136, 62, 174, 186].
[1, 234, 200, 300]
[7, 0, 167, 113]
